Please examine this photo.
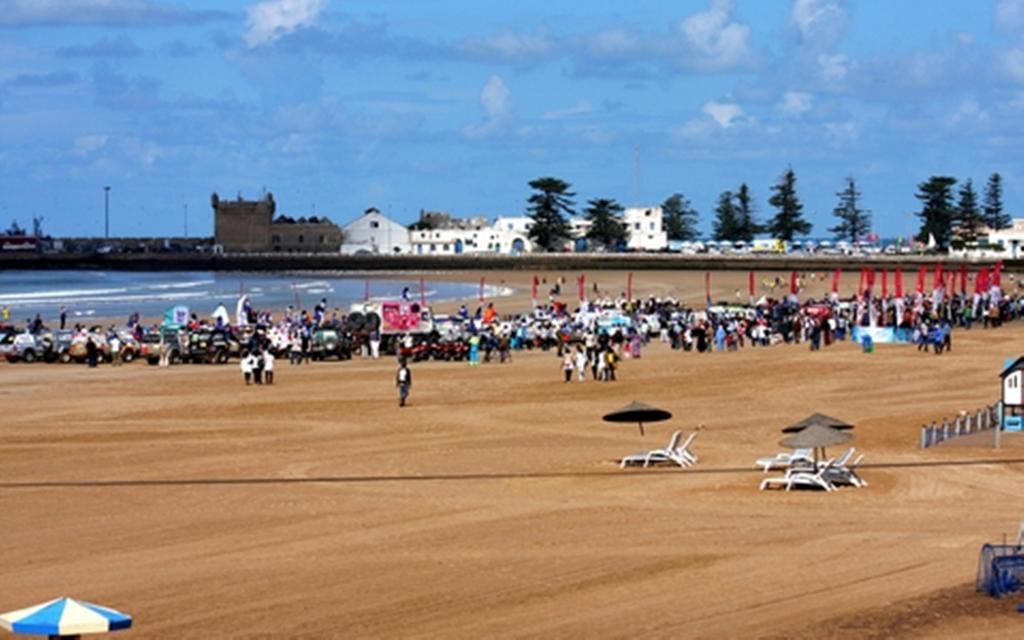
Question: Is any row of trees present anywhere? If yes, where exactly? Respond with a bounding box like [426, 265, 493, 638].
[524, 170, 1009, 251]
[915, 173, 1007, 247]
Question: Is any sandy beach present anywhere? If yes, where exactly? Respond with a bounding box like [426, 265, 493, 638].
[2, 269, 1023, 638]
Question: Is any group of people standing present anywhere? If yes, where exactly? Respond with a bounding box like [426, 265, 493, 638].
[240, 350, 275, 386]
[561, 344, 620, 383]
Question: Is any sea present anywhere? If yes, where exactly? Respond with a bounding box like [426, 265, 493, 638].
[0, 270, 506, 324]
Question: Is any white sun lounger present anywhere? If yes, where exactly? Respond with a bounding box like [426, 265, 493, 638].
[760, 459, 837, 492]
[620, 431, 697, 468]
[824, 453, 867, 488]
[755, 448, 813, 472]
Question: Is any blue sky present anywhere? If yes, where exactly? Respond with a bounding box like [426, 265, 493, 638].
[1, 0, 1023, 238]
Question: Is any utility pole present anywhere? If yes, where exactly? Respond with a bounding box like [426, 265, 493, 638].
[104, 186, 111, 239]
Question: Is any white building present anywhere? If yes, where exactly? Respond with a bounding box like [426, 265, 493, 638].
[409, 216, 534, 255]
[623, 206, 668, 251]
[340, 208, 412, 255]
[490, 216, 534, 254]
[948, 219, 1024, 259]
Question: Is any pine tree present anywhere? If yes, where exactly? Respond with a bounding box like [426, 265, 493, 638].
[525, 177, 574, 252]
[828, 176, 871, 243]
[914, 176, 957, 248]
[955, 178, 984, 244]
[984, 173, 1009, 230]
[583, 198, 626, 250]
[712, 190, 741, 241]
[661, 193, 700, 241]
[767, 167, 812, 241]
[734, 183, 759, 242]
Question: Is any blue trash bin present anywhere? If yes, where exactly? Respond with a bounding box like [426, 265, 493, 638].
[861, 335, 873, 353]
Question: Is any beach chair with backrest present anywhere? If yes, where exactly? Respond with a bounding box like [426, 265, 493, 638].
[760, 459, 837, 492]
[620, 431, 681, 468]
[755, 448, 813, 472]
[825, 453, 867, 488]
[672, 432, 698, 467]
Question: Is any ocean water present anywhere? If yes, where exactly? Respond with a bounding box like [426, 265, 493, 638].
[0, 270, 505, 324]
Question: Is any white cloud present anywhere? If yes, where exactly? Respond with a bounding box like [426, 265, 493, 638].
[824, 121, 858, 145]
[1004, 45, 1024, 81]
[945, 98, 990, 128]
[679, 0, 751, 70]
[244, 0, 325, 47]
[817, 52, 848, 81]
[0, 0, 224, 27]
[480, 75, 511, 120]
[702, 100, 744, 128]
[996, 0, 1024, 31]
[542, 101, 594, 120]
[792, 0, 847, 47]
[463, 75, 513, 139]
[73, 134, 108, 155]
[460, 30, 555, 62]
[778, 91, 813, 115]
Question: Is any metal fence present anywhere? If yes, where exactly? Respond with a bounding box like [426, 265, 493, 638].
[920, 404, 1001, 449]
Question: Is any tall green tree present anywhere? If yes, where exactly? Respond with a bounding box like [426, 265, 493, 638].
[767, 167, 812, 241]
[829, 176, 871, 242]
[734, 183, 759, 242]
[955, 178, 984, 244]
[984, 172, 1009, 230]
[712, 190, 741, 241]
[525, 177, 574, 252]
[583, 198, 627, 250]
[914, 176, 957, 248]
[661, 193, 700, 241]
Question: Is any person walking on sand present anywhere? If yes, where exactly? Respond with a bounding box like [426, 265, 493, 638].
[241, 351, 254, 385]
[574, 345, 587, 382]
[396, 359, 412, 407]
[562, 351, 574, 383]
[264, 349, 275, 385]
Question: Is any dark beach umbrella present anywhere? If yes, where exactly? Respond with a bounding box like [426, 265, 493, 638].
[779, 423, 853, 465]
[781, 412, 854, 433]
[602, 401, 672, 436]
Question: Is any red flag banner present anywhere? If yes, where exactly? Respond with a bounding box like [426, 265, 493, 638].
[479, 276, 485, 302]
[705, 272, 712, 303]
[993, 261, 1003, 288]
[865, 268, 876, 292]
[916, 267, 926, 294]
[960, 265, 968, 295]
[578, 274, 586, 303]
[790, 271, 799, 295]
[831, 269, 841, 294]
[933, 263, 943, 292]
[531, 275, 539, 301]
[895, 268, 904, 298]
[858, 268, 866, 298]
[976, 268, 989, 294]
[881, 269, 888, 298]
[748, 271, 756, 298]
[627, 272, 634, 300]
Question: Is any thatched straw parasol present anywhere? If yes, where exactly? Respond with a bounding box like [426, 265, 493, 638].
[779, 423, 853, 464]
[781, 413, 854, 433]
[602, 401, 672, 436]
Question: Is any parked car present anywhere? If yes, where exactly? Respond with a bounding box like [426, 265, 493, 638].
[310, 328, 351, 361]
[0, 332, 48, 363]
[183, 328, 237, 364]
[141, 328, 185, 365]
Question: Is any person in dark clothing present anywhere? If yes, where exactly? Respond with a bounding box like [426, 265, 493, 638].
[85, 337, 98, 368]
[396, 360, 412, 407]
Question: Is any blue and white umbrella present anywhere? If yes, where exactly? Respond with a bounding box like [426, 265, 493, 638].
[0, 597, 131, 637]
